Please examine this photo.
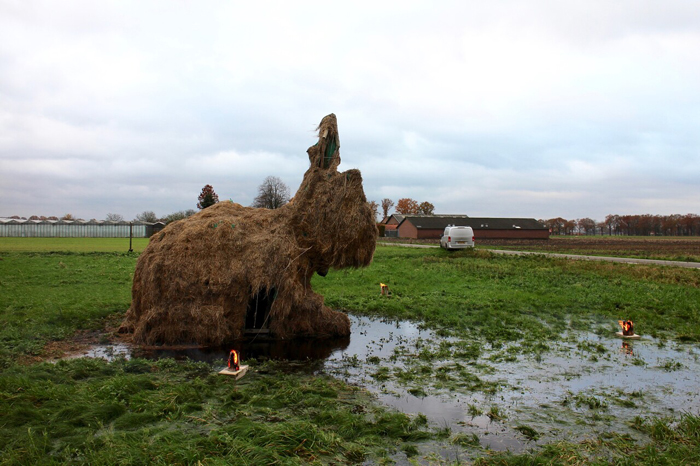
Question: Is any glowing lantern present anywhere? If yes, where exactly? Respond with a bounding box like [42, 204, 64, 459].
[618, 320, 634, 336]
[228, 349, 240, 371]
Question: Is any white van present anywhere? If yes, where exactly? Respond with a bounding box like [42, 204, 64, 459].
[440, 225, 475, 250]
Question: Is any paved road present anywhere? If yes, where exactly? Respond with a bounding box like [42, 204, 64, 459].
[377, 242, 700, 269]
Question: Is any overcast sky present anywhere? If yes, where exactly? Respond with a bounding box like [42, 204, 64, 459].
[1, 1, 698, 222]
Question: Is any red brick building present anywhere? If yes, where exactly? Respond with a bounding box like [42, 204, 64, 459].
[381, 215, 549, 240]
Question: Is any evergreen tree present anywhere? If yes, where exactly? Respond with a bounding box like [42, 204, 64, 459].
[197, 184, 219, 210]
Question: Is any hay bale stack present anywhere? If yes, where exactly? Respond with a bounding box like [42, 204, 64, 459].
[119, 114, 377, 345]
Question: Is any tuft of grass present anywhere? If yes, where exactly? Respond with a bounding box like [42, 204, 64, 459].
[514, 424, 540, 441]
[658, 359, 684, 371]
[452, 432, 480, 447]
[487, 406, 505, 421]
[570, 393, 608, 410]
[468, 404, 483, 417]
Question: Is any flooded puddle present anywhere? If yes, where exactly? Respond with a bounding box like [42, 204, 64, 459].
[74, 314, 700, 456]
[71, 335, 350, 364]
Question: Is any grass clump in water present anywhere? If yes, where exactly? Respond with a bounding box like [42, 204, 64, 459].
[452, 432, 481, 447]
[514, 424, 540, 441]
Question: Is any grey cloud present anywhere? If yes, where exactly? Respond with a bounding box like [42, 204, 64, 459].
[1, 1, 699, 222]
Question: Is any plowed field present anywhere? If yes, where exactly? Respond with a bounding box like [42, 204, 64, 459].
[480, 236, 700, 262]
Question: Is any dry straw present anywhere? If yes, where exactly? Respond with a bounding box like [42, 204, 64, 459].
[120, 114, 377, 345]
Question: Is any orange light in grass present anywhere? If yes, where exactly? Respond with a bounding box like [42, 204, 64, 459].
[618, 320, 634, 336]
[227, 349, 240, 371]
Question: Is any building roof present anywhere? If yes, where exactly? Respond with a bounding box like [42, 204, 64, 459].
[398, 215, 546, 230]
[466, 217, 547, 230]
[380, 214, 405, 224]
[383, 213, 468, 225]
[398, 216, 468, 230]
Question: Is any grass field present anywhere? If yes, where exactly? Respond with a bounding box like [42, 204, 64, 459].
[2, 358, 433, 464]
[0, 237, 150, 253]
[316, 245, 700, 343]
[1, 238, 700, 464]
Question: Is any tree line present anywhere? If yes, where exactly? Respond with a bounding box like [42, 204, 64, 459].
[7, 211, 200, 224]
[377, 198, 435, 218]
[541, 214, 700, 236]
[10, 176, 293, 226]
[11, 178, 441, 226]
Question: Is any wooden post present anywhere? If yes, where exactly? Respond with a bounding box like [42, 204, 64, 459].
[129, 222, 133, 252]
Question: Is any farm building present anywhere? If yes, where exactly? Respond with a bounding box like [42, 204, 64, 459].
[382, 215, 549, 240]
[0, 218, 165, 238]
[381, 214, 405, 237]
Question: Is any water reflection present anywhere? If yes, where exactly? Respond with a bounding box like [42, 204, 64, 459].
[131, 335, 350, 364]
[621, 340, 634, 355]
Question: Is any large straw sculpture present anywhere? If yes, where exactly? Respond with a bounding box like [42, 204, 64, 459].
[119, 114, 377, 345]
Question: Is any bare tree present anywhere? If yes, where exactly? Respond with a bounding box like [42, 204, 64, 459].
[136, 211, 158, 223]
[604, 214, 619, 235]
[564, 219, 577, 235]
[105, 213, 124, 222]
[163, 209, 196, 224]
[596, 221, 606, 236]
[661, 214, 681, 236]
[381, 198, 394, 219]
[544, 217, 566, 235]
[395, 198, 420, 215]
[368, 201, 379, 222]
[418, 201, 435, 215]
[253, 176, 290, 209]
[577, 218, 596, 235]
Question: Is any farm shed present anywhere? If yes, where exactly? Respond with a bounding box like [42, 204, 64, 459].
[0, 218, 165, 238]
[393, 215, 549, 240]
[380, 214, 405, 237]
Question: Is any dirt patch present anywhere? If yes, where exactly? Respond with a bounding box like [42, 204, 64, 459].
[19, 330, 108, 365]
[23, 314, 129, 364]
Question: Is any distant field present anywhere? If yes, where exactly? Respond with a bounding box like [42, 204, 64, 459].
[0, 237, 150, 253]
[479, 236, 700, 262]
